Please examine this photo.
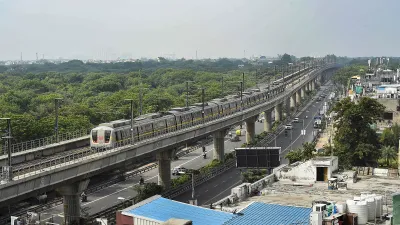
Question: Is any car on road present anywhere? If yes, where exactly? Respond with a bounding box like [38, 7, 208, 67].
[172, 167, 187, 176]
[285, 124, 293, 130]
[292, 117, 299, 123]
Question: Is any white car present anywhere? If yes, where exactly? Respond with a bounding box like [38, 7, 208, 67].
[285, 124, 293, 130]
[172, 167, 187, 176]
[292, 117, 299, 123]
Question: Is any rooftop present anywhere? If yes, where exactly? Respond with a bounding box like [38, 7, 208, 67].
[224, 202, 311, 225]
[122, 195, 235, 225]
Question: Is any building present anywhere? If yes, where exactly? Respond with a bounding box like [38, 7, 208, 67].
[274, 156, 339, 182]
[116, 195, 312, 225]
[224, 202, 311, 225]
[116, 195, 235, 225]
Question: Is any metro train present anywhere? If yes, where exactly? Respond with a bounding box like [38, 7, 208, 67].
[90, 68, 311, 149]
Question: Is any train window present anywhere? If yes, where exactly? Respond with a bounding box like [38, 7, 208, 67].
[92, 131, 98, 143]
[105, 130, 111, 143]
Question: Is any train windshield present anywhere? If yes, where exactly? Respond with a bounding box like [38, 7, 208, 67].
[92, 131, 98, 143]
[105, 130, 111, 143]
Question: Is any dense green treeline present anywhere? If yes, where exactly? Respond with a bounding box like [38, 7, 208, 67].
[0, 55, 337, 143]
[0, 61, 266, 143]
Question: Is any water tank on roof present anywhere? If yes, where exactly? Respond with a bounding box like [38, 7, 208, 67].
[309, 211, 323, 225]
[392, 193, 400, 225]
[347, 200, 368, 225]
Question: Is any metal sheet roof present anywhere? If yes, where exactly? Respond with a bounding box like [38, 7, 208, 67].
[125, 197, 235, 225]
[224, 202, 311, 225]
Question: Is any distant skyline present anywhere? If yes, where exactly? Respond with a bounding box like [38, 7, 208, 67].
[0, 0, 399, 61]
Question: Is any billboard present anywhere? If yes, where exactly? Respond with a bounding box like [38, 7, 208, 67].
[235, 147, 281, 168]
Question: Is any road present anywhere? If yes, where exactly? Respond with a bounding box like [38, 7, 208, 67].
[38, 83, 331, 223]
[173, 83, 333, 206]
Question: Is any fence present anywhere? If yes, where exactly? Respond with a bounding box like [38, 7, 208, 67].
[1, 129, 91, 155]
[0, 139, 214, 225]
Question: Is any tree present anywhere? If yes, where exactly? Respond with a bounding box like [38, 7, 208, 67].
[285, 149, 303, 164]
[332, 97, 385, 168]
[380, 146, 397, 167]
[380, 128, 396, 147]
[302, 142, 316, 160]
[133, 183, 164, 203]
[281, 53, 292, 65]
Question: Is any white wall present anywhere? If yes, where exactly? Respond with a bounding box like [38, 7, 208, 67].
[276, 160, 316, 181]
[275, 157, 338, 182]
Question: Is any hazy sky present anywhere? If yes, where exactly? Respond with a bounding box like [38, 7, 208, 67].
[0, 0, 399, 60]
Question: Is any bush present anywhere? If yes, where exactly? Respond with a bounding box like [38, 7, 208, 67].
[171, 174, 191, 188]
[225, 152, 235, 161]
[241, 169, 268, 183]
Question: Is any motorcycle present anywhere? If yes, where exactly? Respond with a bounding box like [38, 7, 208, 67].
[81, 195, 87, 202]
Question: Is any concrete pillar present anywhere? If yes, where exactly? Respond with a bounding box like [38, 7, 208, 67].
[213, 130, 225, 162]
[311, 80, 315, 91]
[296, 90, 301, 105]
[156, 150, 172, 189]
[284, 97, 291, 117]
[246, 117, 256, 144]
[264, 109, 273, 132]
[57, 179, 90, 225]
[301, 86, 305, 99]
[290, 94, 296, 109]
[274, 103, 283, 122]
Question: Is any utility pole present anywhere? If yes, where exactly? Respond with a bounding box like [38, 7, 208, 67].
[139, 70, 143, 115]
[242, 72, 245, 91]
[201, 88, 205, 122]
[221, 76, 224, 98]
[255, 69, 258, 88]
[240, 81, 243, 109]
[54, 98, 63, 142]
[1, 118, 13, 181]
[191, 173, 195, 199]
[302, 119, 305, 142]
[125, 99, 134, 144]
[290, 129, 293, 151]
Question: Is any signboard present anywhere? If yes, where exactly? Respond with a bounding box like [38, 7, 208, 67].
[235, 147, 281, 169]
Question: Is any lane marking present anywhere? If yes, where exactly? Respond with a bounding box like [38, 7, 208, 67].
[202, 180, 242, 205]
[281, 91, 328, 154]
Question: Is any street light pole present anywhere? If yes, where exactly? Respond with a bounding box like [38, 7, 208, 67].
[54, 98, 63, 142]
[240, 81, 243, 110]
[1, 118, 12, 181]
[138, 69, 143, 115]
[242, 72, 245, 91]
[290, 129, 293, 151]
[221, 76, 224, 98]
[302, 119, 305, 142]
[125, 99, 134, 145]
[201, 88, 205, 122]
[191, 173, 195, 199]
[255, 69, 258, 88]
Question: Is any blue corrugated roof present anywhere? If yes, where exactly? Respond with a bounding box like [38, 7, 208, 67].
[224, 202, 312, 225]
[126, 197, 235, 225]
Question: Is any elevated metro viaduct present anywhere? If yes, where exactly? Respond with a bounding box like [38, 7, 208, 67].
[0, 64, 339, 224]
